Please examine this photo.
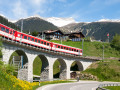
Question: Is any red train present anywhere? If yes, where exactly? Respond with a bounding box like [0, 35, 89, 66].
[0, 23, 82, 56]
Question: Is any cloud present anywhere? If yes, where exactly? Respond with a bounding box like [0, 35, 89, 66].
[58, 0, 67, 2]
[29, 0, 50, 15]
[30, 0, 47, 6]
[12, 1, 28, 19]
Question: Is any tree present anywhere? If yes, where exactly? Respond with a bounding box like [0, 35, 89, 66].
[111, 34, 120, 50]
[31, 31, 38, 36]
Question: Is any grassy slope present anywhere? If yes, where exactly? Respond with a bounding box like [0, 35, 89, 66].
[0, 61, 38, 90]
[53, 60, 60, 75]
[82, 60, 120, 82]
[33, 56, 42, 76]
[50, 40, 120, 58]
[0, 69, 38, 90]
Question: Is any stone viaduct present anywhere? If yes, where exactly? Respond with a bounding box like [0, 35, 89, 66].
[1, 39, 98, 82]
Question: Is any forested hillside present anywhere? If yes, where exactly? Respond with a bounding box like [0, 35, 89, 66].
[82, 22, 120, 42]
[0, 15, 20, 31]
[15, 17, 59, 33]
[60, 22, 120, 42]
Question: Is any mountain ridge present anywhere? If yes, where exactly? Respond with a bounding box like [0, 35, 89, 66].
[60, 21, 120, 41]
[15, 17, 59, 33]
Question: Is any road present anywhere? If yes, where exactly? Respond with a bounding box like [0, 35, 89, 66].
[37, 80, 119, 90]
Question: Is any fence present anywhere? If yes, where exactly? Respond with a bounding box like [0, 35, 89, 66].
[96, 83, 120, 90]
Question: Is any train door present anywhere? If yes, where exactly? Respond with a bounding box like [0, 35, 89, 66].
[78, 50, 80, 56]
[14, 31, 18, 40]
[20, 34, 23, 43]
[50, 42, 53, 50]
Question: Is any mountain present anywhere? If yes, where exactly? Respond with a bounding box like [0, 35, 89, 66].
[60, 21, 120, 41]
[15, 17, 59, 33]
[60, 22, 87, 33]
[44, 17, 76, 27]
[30, 15, 76, 27]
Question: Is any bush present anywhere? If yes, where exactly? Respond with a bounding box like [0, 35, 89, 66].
[0, 60, 15, 75]
[111, 34, 120, 50]
[0, 60, 38, 90]
[84, 37, 91, 42]
[83, 61, 120, 82]
[0, 60, 4, 69]
[5, 64, 15, 75]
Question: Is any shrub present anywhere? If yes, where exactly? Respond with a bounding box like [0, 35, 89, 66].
[111, 34, 120, 50]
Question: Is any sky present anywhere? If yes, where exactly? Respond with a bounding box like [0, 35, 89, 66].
[0, 0, 120, 22]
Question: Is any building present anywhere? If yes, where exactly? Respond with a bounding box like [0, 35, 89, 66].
[39, 30, 64, 40]
[64, 32, 85, 41]
[39, 30, 85, 41]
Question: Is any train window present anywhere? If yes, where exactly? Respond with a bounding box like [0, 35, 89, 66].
[61, 46, 63, 49]
[38, 40, 40, 43]
[66, 48, 68, 50]
[10, 31, 12, 34]
[55, 45, 57, 48]
[20, 34, 23, 38]
[28, 37, 31, 40]
[69, 48, 71, 51]
[1, 27, 5, 31]
[13, 31, 15, 35]
[6, 29, 9, 33]
[74, 49, 76, 52]
[44, 42, 46, 45]
[47, 43, 49, 46]
[64, 47, 66, 49]
[58, 46, 60, 48]
[32, 38, 34, 41]
[24, 36, 27, 39]
[41, 41, 43, 44]
[35, 39, 37, 42]
[77, 50, 78, 52]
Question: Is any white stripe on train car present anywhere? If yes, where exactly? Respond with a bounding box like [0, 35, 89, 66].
[16, 36, 50, 49]
[1, 31, 15, 40]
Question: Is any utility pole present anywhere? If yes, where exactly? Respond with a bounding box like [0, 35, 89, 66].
[107, 33, 109, 43]
[29, 29, 30, 35]
[61, 36, 62, 44]
[21, 19, 23, 33]
[42, 31, 43, 39]
[102, 44, 104, 61]
[82, 39, 84, 56]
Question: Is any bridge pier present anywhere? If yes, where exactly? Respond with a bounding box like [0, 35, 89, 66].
[27, 54, 35, 82]
[2, 46, 15, 64]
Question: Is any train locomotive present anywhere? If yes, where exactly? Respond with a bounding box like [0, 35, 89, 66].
[0, 23, 82, 56]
